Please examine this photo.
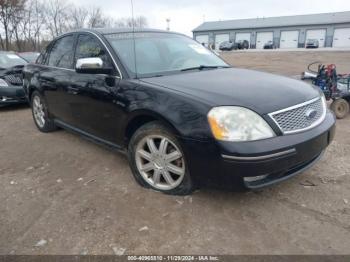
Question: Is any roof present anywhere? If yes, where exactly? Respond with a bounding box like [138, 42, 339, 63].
[81, 28, 174, 35]
[193, 11, 350, 32]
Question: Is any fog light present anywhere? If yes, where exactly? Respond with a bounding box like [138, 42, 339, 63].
[244, 175, 268, 183]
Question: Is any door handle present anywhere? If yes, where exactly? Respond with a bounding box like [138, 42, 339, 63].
[67, 86, 79, 95]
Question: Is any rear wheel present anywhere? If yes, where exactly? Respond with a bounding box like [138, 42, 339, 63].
[128, 121, 194, 195]
[330, 98, 349, 119]
[31, 91, 57, 132]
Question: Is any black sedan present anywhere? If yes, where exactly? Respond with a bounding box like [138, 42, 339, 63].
[23, 29, 335, 195]
[0, 52, 27, 107]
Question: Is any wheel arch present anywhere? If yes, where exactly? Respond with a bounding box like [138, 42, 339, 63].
[342, 95, 350, 103]
[28, 86, 37, 103]
[124, 109, 182, 147]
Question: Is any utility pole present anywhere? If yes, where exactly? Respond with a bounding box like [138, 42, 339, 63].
[166, 18, 171, 31]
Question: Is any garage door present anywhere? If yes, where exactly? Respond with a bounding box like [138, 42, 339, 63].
[333, 28, 350, 47]
[235, 33, 251, 45]
[280, 31, 299, 49]
[215, 34, 229, 50]
[195, 35, 209, 47]
[256, 32, 273, 49]
[306, 29, 326, 47]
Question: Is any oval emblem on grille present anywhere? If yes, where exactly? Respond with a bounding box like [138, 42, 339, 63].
[305, 109, 317, 120]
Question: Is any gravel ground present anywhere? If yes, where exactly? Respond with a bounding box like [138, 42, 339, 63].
[0, 51, 349, 255]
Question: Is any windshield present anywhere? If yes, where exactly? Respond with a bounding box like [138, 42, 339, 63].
[105, 32, 228, 78]
[0, 53, 27, 69]
[19, 52, 40, 63]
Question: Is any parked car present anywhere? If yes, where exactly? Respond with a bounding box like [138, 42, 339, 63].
[23, 29, 335, 195]
[234, 40, 249, 50]
[0, 51, 28, 107]
[264, 40, 276, 49]
[18, 52, 40, 63]
[306, 39, 319, 48]
[219, 41, 235, 51]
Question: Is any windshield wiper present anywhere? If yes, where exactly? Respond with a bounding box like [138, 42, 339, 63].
[181, 65, 230, 72]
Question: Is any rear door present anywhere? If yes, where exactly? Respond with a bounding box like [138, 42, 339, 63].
[39, 34, 76, 123]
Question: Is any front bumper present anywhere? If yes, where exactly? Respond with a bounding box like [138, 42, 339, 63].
[182, 111, 336, 189]
[0, 86, 26, 106]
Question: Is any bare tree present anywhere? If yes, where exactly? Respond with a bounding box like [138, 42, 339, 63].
[15, 0, 44, 51]
[114, 16, 148, 28]
[0, 0, 150, 52]
[0, 0, 26, 50]
[86, 6, 111, 28]
[43, 0, 70, 38]
[69, 5, 88, 30]
[30, 0, 46, 50]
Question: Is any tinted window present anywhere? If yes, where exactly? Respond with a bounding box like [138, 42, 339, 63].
[48, 35, 75, 69]
[75, 34, 113, 69]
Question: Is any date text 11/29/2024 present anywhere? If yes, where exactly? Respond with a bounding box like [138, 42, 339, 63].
[127, 255, 219, 261]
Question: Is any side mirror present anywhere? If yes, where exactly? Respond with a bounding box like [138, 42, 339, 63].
[75, 57, 113, 74]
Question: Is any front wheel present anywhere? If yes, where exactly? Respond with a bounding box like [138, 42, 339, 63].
[128, 121, 194, 195]
[330, 98, 349, 119]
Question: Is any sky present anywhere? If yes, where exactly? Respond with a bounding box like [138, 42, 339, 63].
[74, 0, 350, 36]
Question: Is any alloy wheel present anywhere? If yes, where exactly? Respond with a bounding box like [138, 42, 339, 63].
[135, 135, 185, 190]
[33, 95, 45, 128]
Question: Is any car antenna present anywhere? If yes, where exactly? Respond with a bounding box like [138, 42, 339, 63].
[130, 0, 138, 79]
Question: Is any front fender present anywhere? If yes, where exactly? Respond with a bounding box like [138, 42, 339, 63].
[120, 80, 213, 141]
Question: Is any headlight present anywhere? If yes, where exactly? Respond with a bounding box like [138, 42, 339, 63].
[0, 78, 9, 87]
[208, 106, 275, 142]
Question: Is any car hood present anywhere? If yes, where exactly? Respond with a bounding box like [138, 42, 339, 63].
[141, 68, 320, 114]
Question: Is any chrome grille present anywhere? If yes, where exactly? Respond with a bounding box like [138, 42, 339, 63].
[4, 74, 23, 86]
[269, 97, 325, 134]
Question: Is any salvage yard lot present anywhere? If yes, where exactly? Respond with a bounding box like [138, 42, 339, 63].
[1, 51, 350, 255]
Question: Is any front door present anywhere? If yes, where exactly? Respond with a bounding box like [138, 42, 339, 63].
[68, 34, 123, 144]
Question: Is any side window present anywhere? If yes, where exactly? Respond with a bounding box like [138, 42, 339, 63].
[75, 34, 113, 69]
[47, 35, 75, 69]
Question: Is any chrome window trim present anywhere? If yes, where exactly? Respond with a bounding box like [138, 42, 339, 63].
[79, 31, 122, 79]
[268, 96, 326, 135]
[38, 64, 75, 72]
[222, 148, 296, 161]
[41, 31, 123, 79]
[37, 64, 121, 81]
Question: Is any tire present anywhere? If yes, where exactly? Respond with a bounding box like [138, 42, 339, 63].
[31, 91, 57, 132]
[127, 121, 194, 195]
[330, 98, 349, 119]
